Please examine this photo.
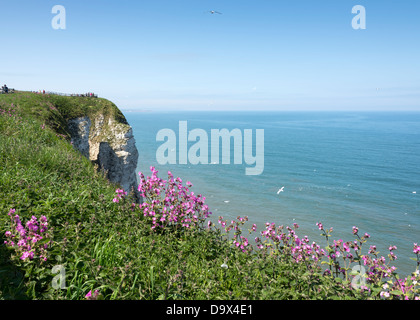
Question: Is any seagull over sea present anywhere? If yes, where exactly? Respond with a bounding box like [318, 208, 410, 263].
[277, 187, 285, 194]
[207, 10, 222, 14]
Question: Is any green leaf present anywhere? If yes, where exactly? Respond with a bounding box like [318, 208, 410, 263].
[390, 290, 403, 296]
[371, 287, 382, 295]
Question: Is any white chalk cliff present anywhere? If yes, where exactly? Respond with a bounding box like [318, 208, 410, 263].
[68, 113, 140, 201]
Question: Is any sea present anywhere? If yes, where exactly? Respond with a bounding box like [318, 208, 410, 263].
[124, 111, 420, 277]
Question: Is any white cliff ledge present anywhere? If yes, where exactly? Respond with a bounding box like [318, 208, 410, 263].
[68, 113, 140, 201]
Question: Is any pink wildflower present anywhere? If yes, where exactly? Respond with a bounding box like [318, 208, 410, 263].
[85, 290, 100, 300]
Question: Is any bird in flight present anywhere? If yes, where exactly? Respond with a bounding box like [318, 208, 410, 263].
[277, 187, 285, 194]
[207, 10, 222, 14]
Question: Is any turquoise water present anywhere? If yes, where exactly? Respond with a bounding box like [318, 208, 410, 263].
[125, 111, 420, 277]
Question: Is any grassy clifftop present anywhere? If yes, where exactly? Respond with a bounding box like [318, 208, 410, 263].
[0, 91, 128, 137]
[0, 93, 133, 299]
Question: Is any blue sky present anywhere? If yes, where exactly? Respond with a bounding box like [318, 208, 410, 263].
[1, 0, 419, 111]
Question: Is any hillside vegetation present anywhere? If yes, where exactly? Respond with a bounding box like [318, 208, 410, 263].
[0, 92, 419, 300]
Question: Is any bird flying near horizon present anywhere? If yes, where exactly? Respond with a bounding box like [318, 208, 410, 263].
[207, 10, 222, 14]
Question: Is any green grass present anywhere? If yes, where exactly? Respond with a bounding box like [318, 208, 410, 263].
[0, 91, 127, 137]
[0, 92, 400, 300]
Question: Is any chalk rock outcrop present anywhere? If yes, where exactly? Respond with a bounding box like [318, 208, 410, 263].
[68, 113, 139, 201]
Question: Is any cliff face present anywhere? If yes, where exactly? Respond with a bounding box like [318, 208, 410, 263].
[68, 113, 140, 201]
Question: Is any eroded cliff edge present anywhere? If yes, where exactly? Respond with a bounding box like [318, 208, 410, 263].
[67, 111, 140, 202]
